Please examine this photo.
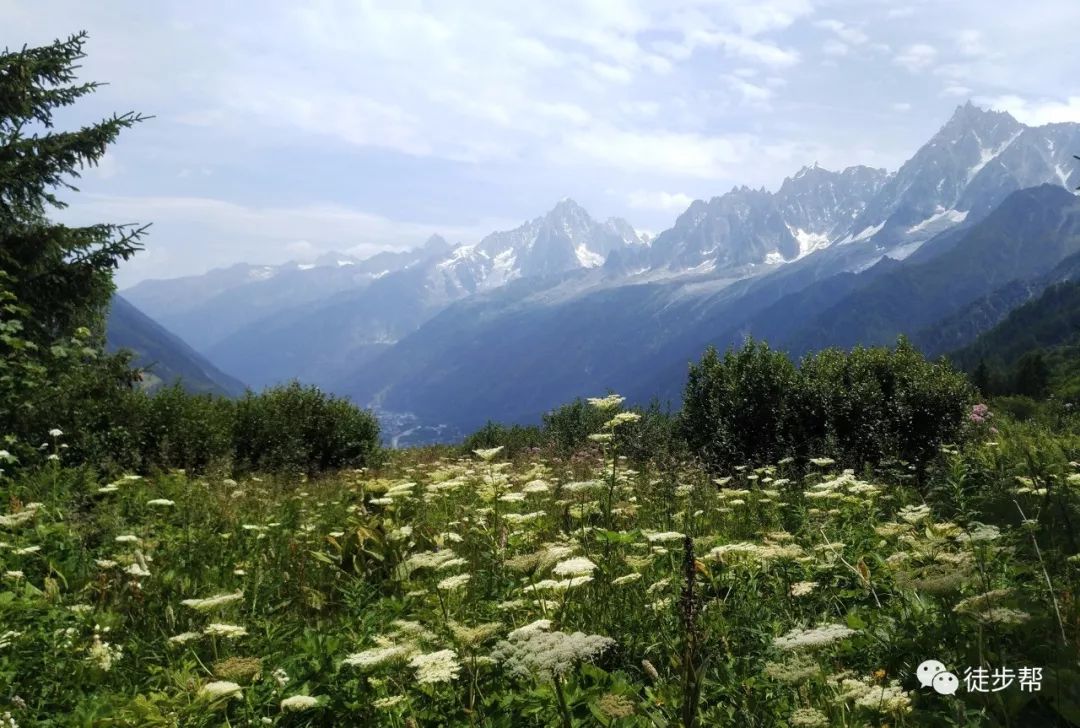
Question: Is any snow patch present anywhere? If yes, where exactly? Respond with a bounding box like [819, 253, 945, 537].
[336, 260, 355, 267]
[966, 129, 1023, 183]
[492, 248, 516, 275]
[885, 240, 925, 261]
[764, 251, 786, 265]
[575, 244, 604, 268]
[248, 267, 276, 281]
[372, 270, 390, 279]
[296, 263, 316, 271]
[1055, 164, 1070, 187]
[840, 221, 886, 245]
[906, 208, 968, 234]
[789, 227, 831, 258]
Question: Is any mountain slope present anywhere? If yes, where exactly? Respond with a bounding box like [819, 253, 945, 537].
[203, 201, 645, 390]
[106, 296, 247, 396]
[781, 185, 1080, 357]
[950, 279, 1080, 371]
[122, 243, 446, 352]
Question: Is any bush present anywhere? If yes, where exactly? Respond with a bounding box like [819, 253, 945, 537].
[680, 341, 802, 470]
[541, 398, 609, 455]
[461, 420, 544, 458]
[681, 338, 973, 474]
[136, 384, 235, 473]
[232, 381, 381, 475]
[801, 340, 972, 470]
[992, 395, 1041, 422]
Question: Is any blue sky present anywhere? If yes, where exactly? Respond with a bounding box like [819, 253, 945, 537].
[5, 0, 1080, 285]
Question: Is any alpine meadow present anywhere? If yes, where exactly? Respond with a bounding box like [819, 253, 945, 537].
[4, 17, 1080, 728]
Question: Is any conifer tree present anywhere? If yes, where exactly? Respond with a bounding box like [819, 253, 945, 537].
[1, 32, 146, 460]
[1, 31, 147, 345]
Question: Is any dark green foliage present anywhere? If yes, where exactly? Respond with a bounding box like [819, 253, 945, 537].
[232, 381, 381, 475]
[133, 384, 235, 472]
[952, 281, 1080, 400]
[801, 339, 973, 470]
[992, 395, 1042, 422]
[680, 341, 801, 470]
[0, 32, 148, 347]
[541, 398, 610, 455]
[0, 32, 148, 460]
[1013, 351, 1052, 398]
[611, 398, 686, 467]
[105, 295, 246, 396]
[461, 420, 544, 458]
[680, 337, 973, 473]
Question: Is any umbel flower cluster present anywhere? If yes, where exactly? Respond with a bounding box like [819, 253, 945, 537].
[0, 396, 1074, 725]
[490, 621, 615, 682]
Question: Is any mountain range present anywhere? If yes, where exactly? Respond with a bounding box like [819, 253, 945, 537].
[105, 295, 246, 396]
[114, 102, 1080, 443]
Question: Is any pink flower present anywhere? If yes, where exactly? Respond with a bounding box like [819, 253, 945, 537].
[970, 403, 991, 424]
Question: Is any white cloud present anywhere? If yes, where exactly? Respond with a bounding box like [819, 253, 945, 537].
[823, 39, 848, 57]
[893, 43, 937, 71]
[627, 190, 695, 211]
[942, 84, 973, 97]
[955, 29, 986, 57]
[561, 127, 759, 179]
[974, 95, 1080, 126]
[814, 19, 869, 45]
[58, 194, 510, 284]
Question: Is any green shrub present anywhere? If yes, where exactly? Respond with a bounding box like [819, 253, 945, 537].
[681, 338, 973, 473]
[612, 399, 686, 468]
[680, 341, 802, 471]
[993, 395, 1041, 422]
[541, 398, 609, 455]
[232, 381, 381, 475]
[137, 384, 235, 472]
[461, 420, 544, 458]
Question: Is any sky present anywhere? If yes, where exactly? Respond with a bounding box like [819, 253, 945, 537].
[5, 0, 1080, 286]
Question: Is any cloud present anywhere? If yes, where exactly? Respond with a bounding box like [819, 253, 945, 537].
[560, 127, 759, 179]
[627, 190, 695, 211]
[822, 39, 848, 57]
[955, 29, 986, 57]
[974, 95, 1080, 125]
[814, 19, 869, 45]
[893, 43, 937, 71]
[57, 194, 510, 284]
[10, 0, 1080, 285]
[942, 84, 973, 97]
[666, 30, 800, 67]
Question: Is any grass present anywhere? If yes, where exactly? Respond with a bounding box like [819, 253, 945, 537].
[1, 410, 1079, 726]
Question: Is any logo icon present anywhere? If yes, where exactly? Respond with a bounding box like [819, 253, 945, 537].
[917, 659, 947, 688]
[932, 671, 959, 695]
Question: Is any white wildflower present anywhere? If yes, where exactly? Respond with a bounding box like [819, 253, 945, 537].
[772, 623, 857, 651]
[204, 623, 247, 639]
[280, 695, 319, 712]
[437, 574, 471, 591]
[343, 645, 413, 669]
[587, 394, 624, 411]
[552, 557, 597, 577]
[409, 649, 461, 684]
[199, 680, 242, 700]
[181, 591, 244, 611]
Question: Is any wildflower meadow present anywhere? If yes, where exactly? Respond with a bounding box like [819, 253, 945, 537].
[2, 397, 1079, 726]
